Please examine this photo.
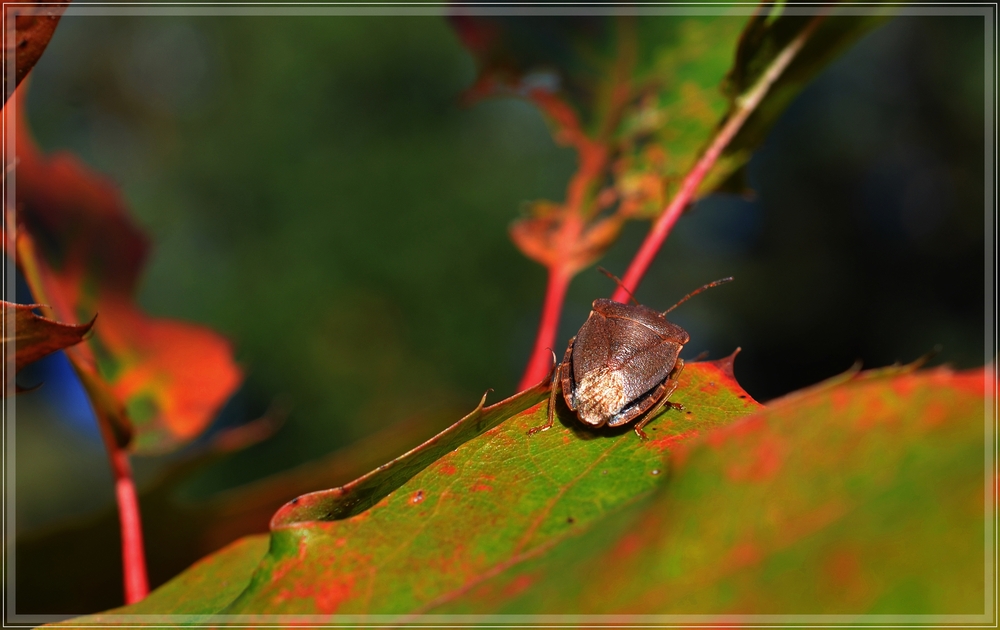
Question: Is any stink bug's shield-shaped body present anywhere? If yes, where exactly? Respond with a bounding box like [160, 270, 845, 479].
[528, 275, 731, 440]
[564, 299, 688, 432]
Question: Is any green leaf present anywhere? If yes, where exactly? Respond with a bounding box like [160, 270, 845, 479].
[454, 14, 743, 141]
[427, 364, 989, 615]
[455, 13, 748, 236]
[227, 355, 756, 615]
[64, 353, 758, 619]
[453, 10, 889, 276]
[701, 6, 891, 196]
[61, 359, 987, 619]
[64, 360, 988, 619]
[269, 375, 551, 524]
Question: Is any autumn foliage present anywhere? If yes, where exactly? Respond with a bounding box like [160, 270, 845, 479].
[2, 4, 992, 623]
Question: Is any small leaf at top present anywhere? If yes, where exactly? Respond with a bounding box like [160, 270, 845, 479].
[452, 11, 889, 275]
[453, 13, 747, 228]
[2, 0, 70, 103]
[700, 6, 890, 196]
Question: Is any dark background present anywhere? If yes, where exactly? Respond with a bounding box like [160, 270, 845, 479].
[11, 11, 990, 614]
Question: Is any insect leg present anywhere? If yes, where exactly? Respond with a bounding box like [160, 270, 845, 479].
[633, 359, 686, 440]
[527, 352, 560, 436]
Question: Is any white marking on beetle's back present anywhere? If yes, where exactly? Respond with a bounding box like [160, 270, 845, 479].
[575, 365, 627, 426]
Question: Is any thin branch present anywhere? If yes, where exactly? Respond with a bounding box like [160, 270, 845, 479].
[518, 265, 572, 391]
[612, 14, 825, 303]
[516, 38, 633, 390]
[110, 449, 149, 603]
[15, 228, 149, 603]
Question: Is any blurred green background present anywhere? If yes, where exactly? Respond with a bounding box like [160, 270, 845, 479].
[11, 9, 988, 615]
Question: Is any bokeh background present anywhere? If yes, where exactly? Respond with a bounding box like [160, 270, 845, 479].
[11, 9, 989, 614]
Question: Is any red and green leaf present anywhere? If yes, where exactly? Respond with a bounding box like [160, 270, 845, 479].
[454, 13, 747, 270]
[1, 300, 92, 394]
[64, 353, 761, 619]
[460, 10, 890, 388]
[700, 7, 889, 196]
[10, 88, 242, 453]
[270, 375, 555, 525]
[61, 360, 988, 619]
[454, 10, 886, 264]
[430, 365, 989, 615]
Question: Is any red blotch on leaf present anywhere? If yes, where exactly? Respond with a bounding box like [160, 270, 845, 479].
[726, 435, 784, 482]
[823, 549, 861, 587]
[921, 400, 949, 428]
[270, 538, 308, 584]
[611, 531, 644, 562]
[932, 367, 986, 397]
[699, 350, 762, 407]
[274, 576, 355, 615]
[501, 574, 535, 599]
[437, 461, 458, 476]
[647, 429, 700, 453]
[890, 375, 920, 399]
[855, 392, 892, 430]
[713, 415, 765, 446]
[727, 541, 763, 569]
[830, 387, 853, 413]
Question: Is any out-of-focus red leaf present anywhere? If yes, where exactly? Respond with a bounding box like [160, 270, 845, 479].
[1, 299, 92, 394]
[509, 211, 624, 273]
[3, 0, 70, 102]
[9, 88, 242, 453]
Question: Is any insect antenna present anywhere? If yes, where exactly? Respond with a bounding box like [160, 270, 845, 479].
[662, 277, 734, 315]
[597, 267, 639, 305]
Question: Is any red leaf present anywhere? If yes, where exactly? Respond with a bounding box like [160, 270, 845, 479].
[10, 88, 242, 453]
[3, 0, 70, 102]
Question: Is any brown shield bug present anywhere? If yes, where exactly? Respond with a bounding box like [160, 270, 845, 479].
[528, 271, 733, 440]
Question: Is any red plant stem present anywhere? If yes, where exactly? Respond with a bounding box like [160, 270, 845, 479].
[612, 15, 823, 303]
[14, 231, 150, 603]
[110, 448, 149, 603]
[518, 265, 572, 390]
